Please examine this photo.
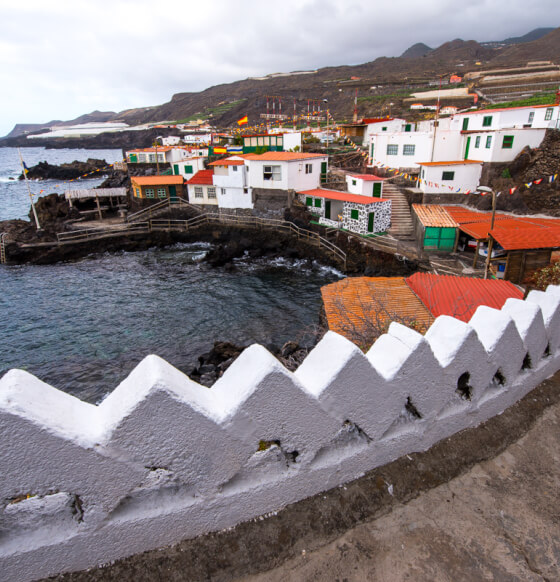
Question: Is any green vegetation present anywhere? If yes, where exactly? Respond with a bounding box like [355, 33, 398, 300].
[524, 258, 560, 290]
[484, 92, 557, 109]
[501, 168, 512, 179]
[358, 90, 412, 103]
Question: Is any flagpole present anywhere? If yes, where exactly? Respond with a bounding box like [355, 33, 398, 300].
[18, 148, 41, 230]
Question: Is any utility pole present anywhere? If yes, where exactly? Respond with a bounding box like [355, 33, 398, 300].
[478, 186, 496, 279]
[18, 148, 41, 230]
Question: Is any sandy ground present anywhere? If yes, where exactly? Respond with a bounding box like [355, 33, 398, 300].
[49, 372, 560, 582]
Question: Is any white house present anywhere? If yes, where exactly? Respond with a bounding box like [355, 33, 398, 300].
[244, 152, 328, 191]
[418, 160, 483, 194]
[159, 136, 182, 146]
[299, 188, 392, 235]
[345, 174, 386, 198]
[208, 157, 253, 209]
[186, 170, 218, 206]
[170, 156, 206, 178]
[455, 103, 559, 132]
[461, 128, 548, 163]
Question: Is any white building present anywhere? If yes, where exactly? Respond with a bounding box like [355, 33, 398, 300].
[159, 136, 182, 146]
[208, 157, 253, 209]
[244, 152, 328, 191]
[345, 174, 386, 198]
[461, 128, 548, 163]
[418, 160, 483, 194]
[170, 156, 206, 178]
[186, 170, 218, 206]
[299, 188, 392, 235]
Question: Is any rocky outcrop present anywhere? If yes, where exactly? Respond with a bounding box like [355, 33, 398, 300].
[19, 159, 109, 181]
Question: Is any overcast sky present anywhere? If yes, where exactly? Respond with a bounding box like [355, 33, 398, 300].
[1, 0, 557, 136]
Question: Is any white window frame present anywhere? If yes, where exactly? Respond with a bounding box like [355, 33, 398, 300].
[207, 187, 216, 199]
[403, 144, 415, 156]
[545, 108, 553, 121]
[263, 165, 281, 181]
[194, 186, 203, 198]
[305, 163, 313, 174]
[386, 144, 398, 155]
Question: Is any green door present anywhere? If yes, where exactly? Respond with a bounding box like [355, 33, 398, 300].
[368, 212, 375, 233]
[173, 164, 179, 175]
[464, 137, 471, 160]
[325, 200, 331, 220]
[424, 227, 456, 250]
[130, 154, 138, 163]
[321, 162, 328, 183]
[169, 185, 178, 203]
[373, 182, 382, 197]
[439, 227, 456, 250]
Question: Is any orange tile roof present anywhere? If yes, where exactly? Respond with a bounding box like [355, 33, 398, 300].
[187, 169, 214, 185]
[321, 277, 434, 346]
[406, 273, 523, 322]
[131, 176, 184, 186]
[455, 103, 557, 116]
[128, 146, 173, 153]
[300, 189, 389, 205]
[443, 206, 507, 224]
[208, 159, 245, 166]
[348, 174, 386, 181]
[418, 160, 484, 166]
[412, 204, 457, 227]
[244, 152, 327, 161]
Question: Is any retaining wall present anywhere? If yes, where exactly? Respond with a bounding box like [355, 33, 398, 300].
[1, 285, 560, 582]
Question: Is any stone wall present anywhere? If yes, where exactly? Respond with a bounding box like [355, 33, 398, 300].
[1, 286, 560, 582]
[342, 200, 391, 234]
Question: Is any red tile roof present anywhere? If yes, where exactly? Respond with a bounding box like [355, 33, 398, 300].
[131, 176, 184, 185]
[244, 152, 327, 161]
[361, 117, 394, 124]
[348, 174, 386, 181]
[413, 204, 457, 227]
[187, 169, 214, 185]
[300, 189, 389, 205]
[208, 159, 245, 166]
[405, 272, 523, 322]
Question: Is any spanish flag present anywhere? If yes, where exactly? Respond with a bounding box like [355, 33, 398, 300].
[213, 147, 227, 154]
[237, 115, 248, 126]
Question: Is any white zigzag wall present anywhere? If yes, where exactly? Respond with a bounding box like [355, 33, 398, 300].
[1, 285, 560, 582]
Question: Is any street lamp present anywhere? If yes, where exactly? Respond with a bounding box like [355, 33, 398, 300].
[477, 186, 495, 279]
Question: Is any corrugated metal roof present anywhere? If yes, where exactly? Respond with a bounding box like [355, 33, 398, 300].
[443, 206, 510, 224]
[300, 189, 389, 205]
[187, 170, 214, 185]
[321, 277, 434, 346]
[131, 176, 184, 185]
[418, 160, 484, 166]
[412, 204, 457, 227]
[405, 272, 524, 322]
[208, 159, 245, 166]
[490, 227, 560, 250]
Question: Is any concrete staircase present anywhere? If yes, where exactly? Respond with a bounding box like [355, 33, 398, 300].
[382, 183, 414, 240]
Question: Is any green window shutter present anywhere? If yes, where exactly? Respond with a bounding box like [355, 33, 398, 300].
[314, 198, 322, 208]
[185, 165, 193, 174]
[373, 182, 382, 197]
[405, 124, 411, 132]
[482, 116, 492, 127]
[173, 164, 179, 175]
[502, 135, 514, 149]
[130, 154, 138, 163]
[352, 179, 357, 186]
[462, 118, 469, 131]
[486, 136, 492, 148]
[306, 197, 313, 206]
[442, 171, 455, 181]
[351, 209, 359, 220]
[475, 136, 481, 148]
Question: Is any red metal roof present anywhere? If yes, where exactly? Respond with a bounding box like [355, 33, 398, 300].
[361, 117, 394, 124]
[348, 174, 386, 181]
[490, 226, 560, 250]
[300, 189, 389, 205]
[405, 272, 523, 322]
[187, 169, 214, 185]
[418, 160, 484, 166]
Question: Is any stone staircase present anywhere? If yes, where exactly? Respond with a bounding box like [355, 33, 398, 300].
[382, 183, 414, 240]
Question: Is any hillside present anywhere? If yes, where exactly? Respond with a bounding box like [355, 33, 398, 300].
[3, 26, 560, 140]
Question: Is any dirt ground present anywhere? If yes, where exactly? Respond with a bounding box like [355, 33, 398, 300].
[48, 372, 560, 582]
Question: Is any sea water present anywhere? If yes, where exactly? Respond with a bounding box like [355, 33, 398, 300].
[0, 148, 342, 402]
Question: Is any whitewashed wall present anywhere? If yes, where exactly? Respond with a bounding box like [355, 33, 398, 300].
[1, 285, 559, 582]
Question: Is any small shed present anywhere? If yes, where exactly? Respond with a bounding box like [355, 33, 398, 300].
[345, 174, 386, 198]
[130, 176, 184, 201]
[299, 188, 391, 235]
[418, 160, 483, 194]
[412, 204, 458, 251]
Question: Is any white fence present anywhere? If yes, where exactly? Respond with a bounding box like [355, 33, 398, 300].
[1, 285, 559, 581]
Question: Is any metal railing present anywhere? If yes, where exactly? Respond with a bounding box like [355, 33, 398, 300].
[0, 233, 6, 264]
[57, 222, 150, 242]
